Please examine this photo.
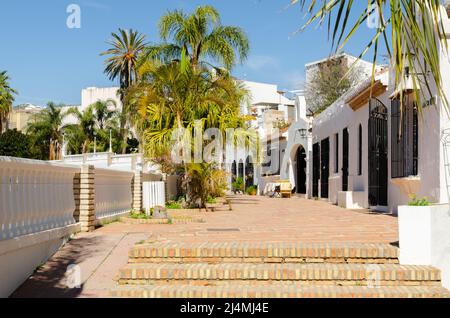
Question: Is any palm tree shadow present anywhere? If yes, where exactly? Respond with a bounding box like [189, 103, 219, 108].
[10, 236, 106, 298]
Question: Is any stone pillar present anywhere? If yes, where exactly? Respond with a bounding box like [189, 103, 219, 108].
[132, 170, 143, 212]
[73, 171, 81, 222]
[79, 165, 95, 232]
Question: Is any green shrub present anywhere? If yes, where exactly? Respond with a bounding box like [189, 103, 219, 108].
[207, 196, 217, 204]
[408, 194, 431, 206]
[245, 185, 258, 195]
[129, 211, 151, 219]
[232, 177, 245, 194]
[166, 200, 183, 209]
[0, 129, 36, 158]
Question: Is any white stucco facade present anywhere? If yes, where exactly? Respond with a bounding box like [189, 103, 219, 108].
[308, 7, 450, 213]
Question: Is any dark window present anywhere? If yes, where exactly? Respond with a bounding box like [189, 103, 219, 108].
[358, 124, 362, 175]
[391, 97, 418, 178]
[321, 138, 330, 198]
[312, 143, 320, 197]
[334, 133, 339, 173]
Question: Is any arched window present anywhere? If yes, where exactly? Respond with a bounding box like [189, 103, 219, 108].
[358, 124, 362, 175]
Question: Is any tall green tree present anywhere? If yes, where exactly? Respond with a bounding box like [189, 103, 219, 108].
[0, 71, 18, 133]
[293, 0, 450, 111]
[26, 102, 66, 160]
[101, 28, 147, 153]
[305, 57, 363, 115]
[144, 5, 250, 70]
[133, 55, 249, 159]
[64, 106, 97, 154]
[0, 129, 35, 158]
[64, 102, 120, 154]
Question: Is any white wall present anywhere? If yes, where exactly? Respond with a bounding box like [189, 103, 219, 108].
[81, 87, 122, 111]
[0, 157, 80, 297]
[94, 168, 133, 222]
[311, 73, 391, 209]
[399, 204, 450, 289]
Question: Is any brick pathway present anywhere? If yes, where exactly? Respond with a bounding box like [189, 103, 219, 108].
[11, 195, 398, 298]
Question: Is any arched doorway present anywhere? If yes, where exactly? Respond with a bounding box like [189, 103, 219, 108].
[238, 160, 244, 180]
[231, 161, 237, 182]
[245, 156, 254, 189]
[295, 146, 307, 194]
[368, 98, 388, 207]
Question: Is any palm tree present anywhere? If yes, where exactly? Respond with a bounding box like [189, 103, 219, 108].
[64, 103, 121, 155]
[26, 102, 66, 160]
[134, 54, 249, 159]
[0, 71, 18, 133]
[144, 5, 249, 70]
[293, 0, 449, 111]
[91, 99, 117, 130]
[64, 106, 97, 154]
[101, 28, 147, 153]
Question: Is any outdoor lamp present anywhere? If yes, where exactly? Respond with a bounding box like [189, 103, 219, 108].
[298, 128, 308, 138]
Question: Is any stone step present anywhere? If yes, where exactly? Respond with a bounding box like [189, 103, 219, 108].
[110, 285, 450, 298]
[117, 263, 440, 286]
[128, 242, 399, 264]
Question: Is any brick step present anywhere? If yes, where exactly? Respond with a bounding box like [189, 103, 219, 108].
[117, 263, 440, 286]
[110, 285, 450, 298]
[129, 242, 399, 264]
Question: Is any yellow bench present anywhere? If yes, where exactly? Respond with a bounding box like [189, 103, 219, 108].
[276, 180, 293, 198]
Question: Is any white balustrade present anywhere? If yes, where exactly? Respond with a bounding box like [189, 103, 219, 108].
[94, 168, 133, 220]
[0, 157, 79, 241]
[143, 181, 166, 215]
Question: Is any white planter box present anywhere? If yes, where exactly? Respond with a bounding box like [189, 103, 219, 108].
[398, 204, 450, 289]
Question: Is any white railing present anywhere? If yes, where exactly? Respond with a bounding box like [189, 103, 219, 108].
[143, 182, 166, 214]
[94, 168, 133, 220]
[0, 157, 79, 240]
[60, 153, 145, 172]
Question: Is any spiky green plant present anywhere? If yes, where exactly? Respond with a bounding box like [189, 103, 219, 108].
[142, 5, 249, 70]
[0, 71, 17, 133]
[26, 102, 66, 160]
[101, 28, 147, 153]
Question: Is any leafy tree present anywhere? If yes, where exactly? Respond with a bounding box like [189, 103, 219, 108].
[183, 162, 228, 208]
[0, 129, 35, 158]
[64, 106, 97, 154]
[101, 28, 147, 153]
[64, 102, 121, 154]
[294, 0, 450, 111]
[133, 54, 249, 159]
[26, 102, 66, 160]
[0, 71, 18, 133]
[305, 57, 363, 115]
[143, 5, 249, 70]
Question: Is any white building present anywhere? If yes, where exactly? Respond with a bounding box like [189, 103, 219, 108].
[226, 80, 299, 191]
[62, 87, 121, 126]
[307, 6, 450, 214]
[80, 87, 122, 111]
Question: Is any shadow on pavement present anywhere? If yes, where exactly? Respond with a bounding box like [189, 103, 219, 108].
[10, 235, 106, 298]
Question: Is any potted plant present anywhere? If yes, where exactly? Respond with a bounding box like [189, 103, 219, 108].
[245, 185, 258, 196]
[232, 177, 245, 194]
[398, 193, 450, 281]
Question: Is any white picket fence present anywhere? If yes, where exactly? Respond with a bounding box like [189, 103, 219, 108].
[0, 157, 79, 241]
[143, 181, 166, 215]
[94, 168, 134, 220]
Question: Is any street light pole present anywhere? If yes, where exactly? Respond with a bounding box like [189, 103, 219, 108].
[109, 129, 112, 153]
[94, 132, 97, 154]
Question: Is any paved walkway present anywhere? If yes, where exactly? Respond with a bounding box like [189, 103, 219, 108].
[11, 195, 398, 298]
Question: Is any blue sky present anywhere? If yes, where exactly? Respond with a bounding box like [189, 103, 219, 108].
[0, 0, 387, 106]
